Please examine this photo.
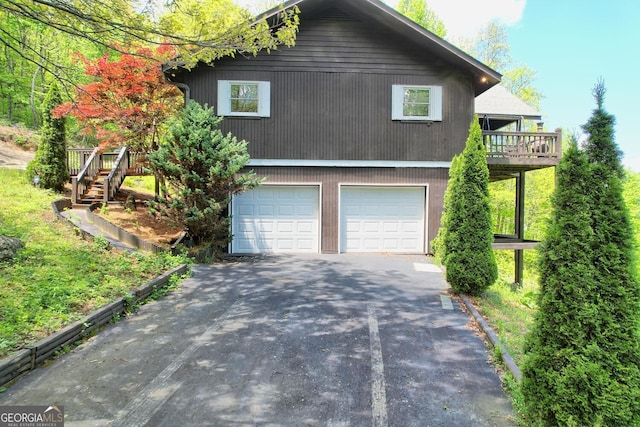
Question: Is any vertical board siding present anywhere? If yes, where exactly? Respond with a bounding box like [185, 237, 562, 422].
[250, 167, 449, 254]
[177, 9, 475, 163]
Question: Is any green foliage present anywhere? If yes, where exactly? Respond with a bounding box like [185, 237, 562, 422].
[160, 0, 299, 69]
[0, 169, 187, 357]
[25, 82, 68, 191]
[623, 170, 640, 267]
[461, 22, 543, 110]
[1, 0, 298, 133]
[397, 0, 447, 38]
[439, 118, 497, 296]
[582, 79, 623, 178]
[147, 101, 261, 251]
[522, 87, 640, 425]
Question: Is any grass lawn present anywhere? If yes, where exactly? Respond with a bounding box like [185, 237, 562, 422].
[472, 250, 539, 366]
[0, 169, 188, 358]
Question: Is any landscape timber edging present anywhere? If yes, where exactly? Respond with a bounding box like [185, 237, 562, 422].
[51, 198, 93, 241]
[459, 295, 523, 381]
[87, 202, 167, 253]
[0, 264, 188, 388]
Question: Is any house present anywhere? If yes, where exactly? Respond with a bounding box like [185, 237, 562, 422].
[161, 0, 561, 259]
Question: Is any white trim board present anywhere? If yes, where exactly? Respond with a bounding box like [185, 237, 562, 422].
[247, 159, 452, 168]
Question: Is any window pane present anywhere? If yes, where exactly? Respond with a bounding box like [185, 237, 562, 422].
[404, 88, 430, 103]
[403, 88, 430, 117]
[230, 83, 259, 113]
[404, 103, 430, 117]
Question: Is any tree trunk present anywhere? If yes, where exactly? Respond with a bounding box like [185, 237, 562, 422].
[30, 65, 42, 128]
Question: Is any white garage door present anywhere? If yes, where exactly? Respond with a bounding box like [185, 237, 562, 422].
[232, 186, 320, 254]
[340, 186, 426, 253]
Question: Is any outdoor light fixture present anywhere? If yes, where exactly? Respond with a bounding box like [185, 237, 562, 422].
[33, 175, 40, 186]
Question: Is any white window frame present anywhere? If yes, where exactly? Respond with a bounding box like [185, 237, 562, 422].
[217, 80, 271, 117]
[391, 85, 442, 121]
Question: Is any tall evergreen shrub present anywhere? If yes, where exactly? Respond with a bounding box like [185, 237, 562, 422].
[147, 101, 260, 251]
[26, 82, 68, 191]
[522, 82, 640, 426]
[440, 118, 497, 295]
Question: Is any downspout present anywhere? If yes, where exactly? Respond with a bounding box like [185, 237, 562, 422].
[161, 64, 190, 106]
[171, 82, 190, 106]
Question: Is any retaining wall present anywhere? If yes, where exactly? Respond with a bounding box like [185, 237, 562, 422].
[0, 264, 188, 387]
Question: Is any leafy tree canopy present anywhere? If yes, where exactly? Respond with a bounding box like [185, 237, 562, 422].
[397, 0, 447, 38]
[460, 22, 543, 110]
[53, 46, 183, 156]
[0, 0, 299, 75]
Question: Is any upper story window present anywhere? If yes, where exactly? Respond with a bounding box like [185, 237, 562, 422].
[391, 85, 442, 121]
[217, 80, 271, 117]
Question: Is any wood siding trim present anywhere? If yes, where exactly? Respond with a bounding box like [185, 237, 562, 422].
[248, 159, 452, 168]
[178, 12, 476, 163]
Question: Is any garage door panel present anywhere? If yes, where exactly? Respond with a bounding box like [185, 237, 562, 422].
[232, 186, 319, 254]
[341, 186, 425, 253]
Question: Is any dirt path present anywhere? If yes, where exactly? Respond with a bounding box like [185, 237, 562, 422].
[0, 140, 34, 169]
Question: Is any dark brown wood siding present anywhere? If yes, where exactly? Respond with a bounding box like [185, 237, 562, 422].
[247, 167, 449, 254]
[175, 7, 475, 162]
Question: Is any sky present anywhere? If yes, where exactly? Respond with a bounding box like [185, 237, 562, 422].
[235, 0, 639, 171]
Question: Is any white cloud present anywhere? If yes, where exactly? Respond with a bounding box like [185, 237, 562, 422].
[386, 0, 526, 38]
[430, 0, 526, 38]
[234, 0, 527, 39]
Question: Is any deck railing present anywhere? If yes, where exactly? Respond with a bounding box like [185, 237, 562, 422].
[127, 152, 146, 175]
[67, 148, 95, 176]
[104, 147, 129, 202]
[483, 128, 562, 159]
[71, 147, 100, 204]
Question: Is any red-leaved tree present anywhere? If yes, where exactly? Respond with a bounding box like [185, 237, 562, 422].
[55, 46, 183, 158]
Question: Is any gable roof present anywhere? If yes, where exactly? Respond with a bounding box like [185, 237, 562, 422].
[475, 84, 541, 129]
[258, 0, 501, 96]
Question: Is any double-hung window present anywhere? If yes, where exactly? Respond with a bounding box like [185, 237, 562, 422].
[391, 85, 442, 121]
[217, 80, 271, 117]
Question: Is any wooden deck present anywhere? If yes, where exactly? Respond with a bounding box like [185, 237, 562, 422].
[483, 128, 562, 181]
[67, 148, 147, 204]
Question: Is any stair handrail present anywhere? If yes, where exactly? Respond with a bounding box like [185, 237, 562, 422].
[72, 147, 100, 204]
[104, 146, 129, 202]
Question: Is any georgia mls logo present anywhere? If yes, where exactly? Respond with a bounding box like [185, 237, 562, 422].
[0, 405, 64, 427]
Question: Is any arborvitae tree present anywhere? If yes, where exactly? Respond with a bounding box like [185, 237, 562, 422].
[431, 153, 461, 260]
[582, 79, 624, 178]
[522, 84, 640, 426]
[26, 82, 68, 192]
[147, 101, 261, 251]
[441, 118, 497, 295]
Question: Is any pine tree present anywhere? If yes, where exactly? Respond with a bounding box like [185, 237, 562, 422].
[26, 82, 68, 192]
[441, 118, 497, 296]
[147, 101, 260, 251]
[522, 83, 640, 426]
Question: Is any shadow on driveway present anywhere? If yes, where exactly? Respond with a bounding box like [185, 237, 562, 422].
[0, 254, 514, 426]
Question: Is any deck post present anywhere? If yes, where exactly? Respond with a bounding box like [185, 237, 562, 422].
[71, 176, 78, 204]
[514, 172, 526, 286]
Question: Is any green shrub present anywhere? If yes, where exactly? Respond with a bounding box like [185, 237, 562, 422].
[26, 82, 68, 192]
[522, 83, 640, 426]
[439, 117, 497, 296]
[147, 101, 260, 252]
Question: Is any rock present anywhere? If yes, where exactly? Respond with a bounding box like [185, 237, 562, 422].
[124, 195, 137, 211]
[0, 235, 23, 261]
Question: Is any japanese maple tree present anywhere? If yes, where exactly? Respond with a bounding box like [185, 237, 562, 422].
[55, 46, 183, 158]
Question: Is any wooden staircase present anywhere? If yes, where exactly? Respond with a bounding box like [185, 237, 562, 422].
[69, 147, 139, 206]
[77, 168, 110, 205]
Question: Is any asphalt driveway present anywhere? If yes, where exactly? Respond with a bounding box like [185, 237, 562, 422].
[0, 254, 514, 426]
